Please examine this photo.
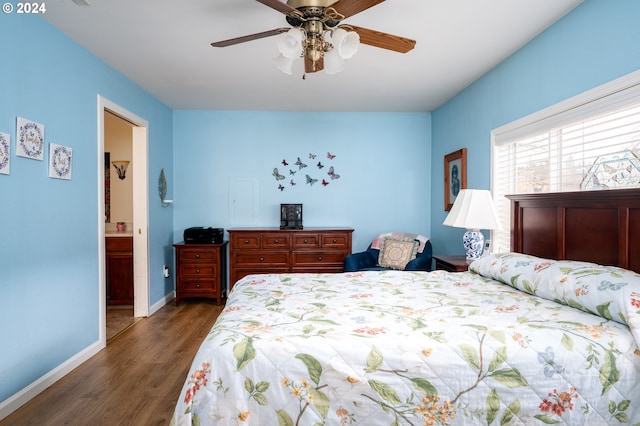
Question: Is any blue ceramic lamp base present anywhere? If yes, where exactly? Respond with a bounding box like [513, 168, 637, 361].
[463, 229, 484, 260]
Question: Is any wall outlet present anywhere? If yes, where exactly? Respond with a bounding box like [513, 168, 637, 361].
[163, 265, 170, 278]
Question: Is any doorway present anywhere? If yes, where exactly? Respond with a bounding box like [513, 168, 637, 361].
[98, 96, 149, 345]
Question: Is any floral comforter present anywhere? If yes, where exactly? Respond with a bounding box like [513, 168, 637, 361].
[172, 254, 640, 425]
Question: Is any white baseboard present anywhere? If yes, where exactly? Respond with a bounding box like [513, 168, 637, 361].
[149, 291, 175, 315]
[0, 292, 175, 421]
[0, 340, 104, 421]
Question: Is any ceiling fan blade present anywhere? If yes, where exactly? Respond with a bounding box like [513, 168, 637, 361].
[211, 28, 289, 47]
[255, 0, 303, 17]
[349, 25, 416, 53]
[330, 0, 386, 19]
[304, 55, 324, 73]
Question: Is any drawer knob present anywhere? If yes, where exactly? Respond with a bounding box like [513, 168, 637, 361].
[317, 256, 323, 261]
[260, 257, 264, 262]
[274, 239, 279, 243]
[196, 269, 200, 273]
[195, 254, 200, 259]
[332, 239, 337, 243]
[196, 283, 201, 288]
[303, 239, 308, 243]
[244, 240, 249, 244]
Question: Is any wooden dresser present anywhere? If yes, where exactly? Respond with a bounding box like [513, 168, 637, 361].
[228, 228, 353, 289]
[173, 242, 228, 305]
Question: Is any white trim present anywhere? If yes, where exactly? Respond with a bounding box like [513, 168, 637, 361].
[0, 341, 103, 421]
[98, 95, 150, 332]
[150, 291, 176, 316]
[493, 68, 640, 143]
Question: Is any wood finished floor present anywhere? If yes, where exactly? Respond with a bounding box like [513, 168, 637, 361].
[1, 299, 223, 426]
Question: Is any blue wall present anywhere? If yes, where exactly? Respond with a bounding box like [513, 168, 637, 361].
[172, 111, 432, 253]
[430, 0, 640, 255]
[0, 8, 174, 403]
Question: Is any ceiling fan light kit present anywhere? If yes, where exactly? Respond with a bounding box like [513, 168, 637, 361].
[211, 0, 415, 77]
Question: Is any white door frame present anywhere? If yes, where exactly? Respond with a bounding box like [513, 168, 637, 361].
[97, 95, 150, 344]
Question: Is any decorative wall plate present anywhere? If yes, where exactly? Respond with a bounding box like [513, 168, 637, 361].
[0, 132, 10, 175]
[16, 117, 45, 160]
[49, 143, 72, 179]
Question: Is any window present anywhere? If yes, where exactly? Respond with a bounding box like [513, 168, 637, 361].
[491, 71, 640, 253]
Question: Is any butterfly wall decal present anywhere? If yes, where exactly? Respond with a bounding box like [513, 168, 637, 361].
[289, 169, 296, 175]
[282, 159, 288, 166]
[327, 166, 340, 180]
[306, 174, 318, 186]
[295, 157, 307, 170]
[273, 168, 285, 181]
[322, 179, 329, 186]
[309, 153, 317, 159]
[278, 184, 285, 191]
[290, 179, 296, 186]
[327, 152, 336, 160]
[317, 161, 324, 169]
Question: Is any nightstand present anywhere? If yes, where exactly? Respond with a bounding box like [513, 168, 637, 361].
[433, 255, 471, 272]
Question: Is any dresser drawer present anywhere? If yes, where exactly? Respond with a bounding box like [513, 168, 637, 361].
[292, 234, 320, 249]
[262, 233, 290, 249]
[233, 252, 289, 266]
[178, 248, 217, 262]
[181, 279, 215, 291]
[231, 233, 261, 249]
[179, 265, 216, 277]
[292, 252, 346, 266]
[320, 233, 350, 249]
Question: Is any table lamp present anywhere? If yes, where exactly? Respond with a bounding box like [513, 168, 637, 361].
[443, 189, 502, 260]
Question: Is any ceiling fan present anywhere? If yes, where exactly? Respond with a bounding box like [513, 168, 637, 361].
[211, 0, 416, 75]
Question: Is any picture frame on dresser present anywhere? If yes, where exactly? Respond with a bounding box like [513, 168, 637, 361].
[444, 148, 467, 211]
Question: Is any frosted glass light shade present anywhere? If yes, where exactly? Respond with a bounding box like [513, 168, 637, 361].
[277, 28, 303, 60]
[274, 54, 295, 75]
[324, 48, 345, 74]
[331, 28, 359, 59]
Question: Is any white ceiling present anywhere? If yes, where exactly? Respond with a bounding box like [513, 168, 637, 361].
[43, 0, 582, 112]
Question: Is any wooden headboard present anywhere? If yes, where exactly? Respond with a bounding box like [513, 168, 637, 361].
[507, 188, 640, 273]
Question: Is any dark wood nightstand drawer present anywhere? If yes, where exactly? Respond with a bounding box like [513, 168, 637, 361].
[181, 279, 215, 291]
[179, 265, 216, 277]
[434, 255, 471, 272]
[179, 248, 217, 262]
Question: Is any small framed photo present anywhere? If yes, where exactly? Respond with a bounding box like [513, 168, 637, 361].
[444, 148, 467, 211]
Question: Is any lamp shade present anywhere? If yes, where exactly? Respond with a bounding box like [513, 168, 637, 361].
[277, 28, 303, 60]
[443, 189, 502, 231]
[274, 54, 295, 75]
[331, 28, 359, 59]
[324, 48, 345, 74]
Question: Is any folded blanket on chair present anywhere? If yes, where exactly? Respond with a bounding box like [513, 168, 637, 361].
[371, 232, 429, 253]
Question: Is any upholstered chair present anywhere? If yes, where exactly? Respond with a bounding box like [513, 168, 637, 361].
[344, 233, 432, 272]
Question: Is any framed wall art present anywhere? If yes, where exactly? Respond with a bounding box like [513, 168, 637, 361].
[0, 132, 10, 175]
[49, 143, 72, 180]
[444, 148, 467, 211]
[16, 117, 45, 160]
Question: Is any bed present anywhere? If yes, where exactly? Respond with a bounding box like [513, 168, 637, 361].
[171, 189, 640, 425]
